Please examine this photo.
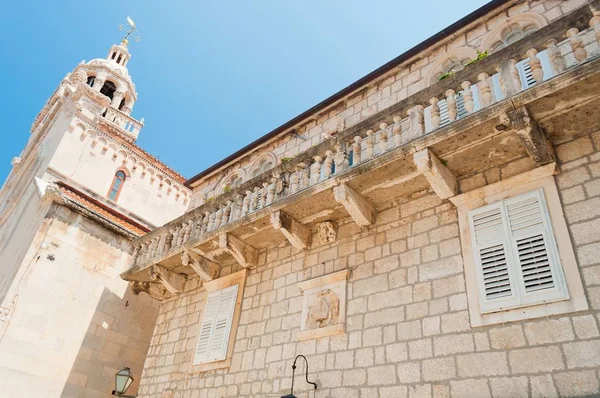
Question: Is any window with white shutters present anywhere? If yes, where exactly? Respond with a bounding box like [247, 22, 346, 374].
[193, 284, 239, 365]
[468, 189, 568, 313]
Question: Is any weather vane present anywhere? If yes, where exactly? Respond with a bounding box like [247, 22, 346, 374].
[119, 16, 141, 45]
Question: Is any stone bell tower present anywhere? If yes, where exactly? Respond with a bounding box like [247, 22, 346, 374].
[0, 27, 189, 397]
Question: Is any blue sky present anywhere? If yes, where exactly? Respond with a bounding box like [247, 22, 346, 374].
[0, 0, 488, 183]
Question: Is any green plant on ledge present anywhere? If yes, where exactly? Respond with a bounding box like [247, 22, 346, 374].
[223, 185, 231, 193]
[280, 156, 294, 163]
[464, 50, 489, 67]
[437, 71, 455, 81]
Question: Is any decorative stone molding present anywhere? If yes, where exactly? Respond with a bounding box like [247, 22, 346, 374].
[130, 281, 172, 301]
[271, 210, 311, 250]
[181, 248, 219, 282]
[499, 106, 554, 166]
[333, 183, 376, 227]
[297, 269, 349, 341]
[218, 233, 258, 269]
[413, 148, 457, 199]
[149, 265, 186, 294]
[316, 221, 337, 244]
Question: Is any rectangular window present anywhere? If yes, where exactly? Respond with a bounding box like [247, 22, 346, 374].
[190, 269, 246, 372]
[193, 284, 238, 365]
[468, 189, 568, 313]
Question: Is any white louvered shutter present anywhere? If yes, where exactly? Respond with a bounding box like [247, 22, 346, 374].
[504, 190, 567, 306]
[193, 284, 239, 365]
[469, 189, 568, 314]
[469, 203, 519, 312]
[520, 59, 537, 89]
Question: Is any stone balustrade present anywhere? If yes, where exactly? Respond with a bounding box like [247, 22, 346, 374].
[129, 6, 600, 270]
[103, 106, 143, 138]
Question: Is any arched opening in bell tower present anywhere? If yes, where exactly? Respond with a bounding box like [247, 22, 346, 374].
[100, 81, 117, 101]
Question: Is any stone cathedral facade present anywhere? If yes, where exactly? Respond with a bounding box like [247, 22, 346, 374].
[3, 0, 600, 397]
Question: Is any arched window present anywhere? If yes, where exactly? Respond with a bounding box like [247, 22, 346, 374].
[490, 23, 538, 52]
[108, 170, 126, 201]
[100, 81, 117, 101]
[481, 13, 547, 53]
[252, 159, 273, 178]
[86, 76, 96, 87]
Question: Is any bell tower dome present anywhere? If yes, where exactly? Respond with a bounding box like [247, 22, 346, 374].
[67, 38, 142, 142]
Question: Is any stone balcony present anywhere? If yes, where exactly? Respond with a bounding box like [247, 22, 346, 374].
[100, 106, 144, 142]
[122, 2, 600, 299]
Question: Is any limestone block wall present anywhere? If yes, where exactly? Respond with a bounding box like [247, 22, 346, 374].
[137, 131, 600, 398]
[0, 204, 158, 398]
[188, 0, 586, 208]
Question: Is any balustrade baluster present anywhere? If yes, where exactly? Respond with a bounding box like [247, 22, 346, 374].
[364, 130, 375, 160]
[591, 14, 600, 44]
[165, 229, 174, 251]
[445, 90, 457, 122]
[158, 234, 167, 255]
[334, 143, 349, 172]
[378, 123, 388, 152]
[260, 182, 269, 208]
[567, 28, 587, 62]
[232, 194, 244, 220]
[477, 73, 493, 107]
[266, 179, 276, 205]
[172, 226, 180, 247]
[214, 206, 224, 229]
[526, 48, 544, 83]
[222, 201, 232, 226]
[201, 211, 210, 234]
[138, 243, 147, 263]
[289, 166, 300, 194]
[300, 163, 310, 189]
[310, 156, 322, 185]
[545, 39, 566, 74]
[429, 98, 441, 128]
[242, 191, 252, 216]
[461, 82, 474, 113]
[322, 151, 334, 180]
[208, 211, 217, 231]
[250, 187, 260, 212]
[392, 117, 402, 147]
[352, 136, 362, 164]
[408, 105, 425, 138]
[132, 245, 140, 265]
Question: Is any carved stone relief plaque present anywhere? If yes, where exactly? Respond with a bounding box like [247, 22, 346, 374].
[316, 221, 337, 244]
[297, 269, 349, 340]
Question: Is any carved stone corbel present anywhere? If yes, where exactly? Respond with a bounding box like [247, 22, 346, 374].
[413, 148, 457, 199]
[149, 264, 186, 294]
[333, 183, 376, 227]
[219, 233, 258, 269]
[271, 210, 311, 250]
[130, 281, 171, 301]
[499, 107, 554, 166]
[182, 248, 219, 282]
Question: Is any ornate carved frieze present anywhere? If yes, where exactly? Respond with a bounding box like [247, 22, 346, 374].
[297, 269, 349, 340]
